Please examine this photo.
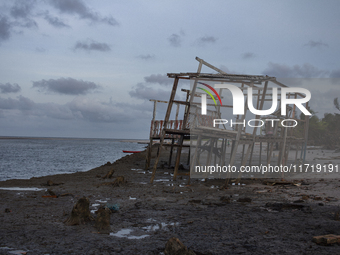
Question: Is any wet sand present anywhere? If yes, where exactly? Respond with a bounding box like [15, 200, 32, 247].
[1, 148, 340, 254]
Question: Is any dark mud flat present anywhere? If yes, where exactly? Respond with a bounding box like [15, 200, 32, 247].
[1, 150, 340, 254]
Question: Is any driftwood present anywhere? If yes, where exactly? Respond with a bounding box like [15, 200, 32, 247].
[65, 197, 93, 225]
[102, 168, 115, 179]
[95, 207, 111, 234]
[97, 176, 125, 188]
[40, 179, 64, 187]
[164, 237, 196, 255]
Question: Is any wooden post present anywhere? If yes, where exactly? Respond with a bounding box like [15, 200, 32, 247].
[145, 100, 157, 170]
[151, 77, 179, 183]
[240, 81, 268, 168]
[173, 61, 203, 180]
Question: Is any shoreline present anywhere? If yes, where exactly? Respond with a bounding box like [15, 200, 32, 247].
[1, 149, 340, 254]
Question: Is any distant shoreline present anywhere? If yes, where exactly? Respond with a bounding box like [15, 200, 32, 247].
[0, 136, 148, 142]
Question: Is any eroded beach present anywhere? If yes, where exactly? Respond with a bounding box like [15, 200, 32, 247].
[1, 147, 340, 255]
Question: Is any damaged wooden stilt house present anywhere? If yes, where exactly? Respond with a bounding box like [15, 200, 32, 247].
[146, 57, 310, 183]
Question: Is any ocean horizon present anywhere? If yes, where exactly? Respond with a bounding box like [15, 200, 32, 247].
[0, 137, 147, 181]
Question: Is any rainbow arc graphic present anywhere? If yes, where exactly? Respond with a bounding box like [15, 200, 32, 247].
[197, 82, 223, 106]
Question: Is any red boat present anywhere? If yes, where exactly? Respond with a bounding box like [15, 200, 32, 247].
[122, 150, 142, 153]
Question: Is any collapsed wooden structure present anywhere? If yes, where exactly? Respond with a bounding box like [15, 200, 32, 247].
[146, 57, 310, 183]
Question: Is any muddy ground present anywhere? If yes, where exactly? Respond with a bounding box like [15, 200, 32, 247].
[1, 148, 340, 254]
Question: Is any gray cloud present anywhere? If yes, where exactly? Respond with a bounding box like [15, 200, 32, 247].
[10, 0, 35, 18]
[136, 54, 155, 60]
[168, 33, 182, 47]
[49, 0, 119, 26]
[242, 52, 255, 59]
[330, 69, 340, 78]
[262, 62, 329, 78]
[0, 95, 35, 111]
[0, 95, 151, 123]
[196, 36, 217, 46]
[144, 74, 171, 86]
[68, 97, 129, 123]
[10, 1, 38, 29]
[129, 83, 171, 101]
[0, 16, 11, 41]
[0, 83, 21, 93]
[304, 40, 328, 49]
[43, 11, 70, 28]
[32, 77, 100, 95]
[74, 40, 111, 52]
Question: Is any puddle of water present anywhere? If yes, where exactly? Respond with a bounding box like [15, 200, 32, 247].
[0, 187, 45, 191]
[91, 203, 100, 207]
[110, 229, 149, 239]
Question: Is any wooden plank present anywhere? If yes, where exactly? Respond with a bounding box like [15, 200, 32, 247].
[174, 60, 203, 180]
[151, 77, 179, 183]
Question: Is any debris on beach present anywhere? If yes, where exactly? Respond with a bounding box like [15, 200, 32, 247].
[102, 168, 115, 179]
[65, 197, 94, 225]
[42, 189, 58, 198]
[46, 180, 63, 186]
[97, 176, 125, 188]
[237, 197, 252, 203]
[313, 234, 340, 245]
[164, 237, 196, 255]
[95, 207, 111, 234]
[105, 203, 119, 212]
[47, 189, 57, 196]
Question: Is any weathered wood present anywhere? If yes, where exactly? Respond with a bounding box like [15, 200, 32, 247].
[102, 168, 115, 179]
[151, 77, 180, 183]
[95, 207, 111, 234]
[65, 197, 93, 226]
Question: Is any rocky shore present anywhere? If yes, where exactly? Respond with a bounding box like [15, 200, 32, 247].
[1, 149, 340, 254]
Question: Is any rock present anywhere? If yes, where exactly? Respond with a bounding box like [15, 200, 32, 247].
[220, 196, 231, 204]
[134, 201, 142, 209]
[95, 207, 111, 234]
[47, 180, 54, 186]
[164, 237, 196, 255]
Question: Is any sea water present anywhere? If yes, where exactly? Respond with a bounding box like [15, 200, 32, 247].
[0, 138, 146, 181]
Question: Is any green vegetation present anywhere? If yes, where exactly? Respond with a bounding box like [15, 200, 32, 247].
[299, 97, 340, 149]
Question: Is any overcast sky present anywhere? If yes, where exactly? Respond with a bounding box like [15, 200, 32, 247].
[0, 0, 339, 139]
